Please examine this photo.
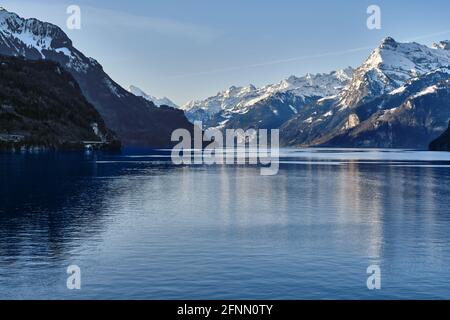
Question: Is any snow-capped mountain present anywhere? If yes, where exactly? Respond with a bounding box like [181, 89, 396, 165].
[183, 68, 353, 126]
[0, 7, 94, 73]
[338, 37, 450, 109]
[183, 84, 260, 119]
[0, 7, 193, 147]
[280, 38, 450, 148]
[129, 85, 179, 109]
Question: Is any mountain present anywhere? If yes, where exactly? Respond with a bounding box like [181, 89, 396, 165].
[0, 55, 119, 150]
[429, 120, 450, 151]
[280, 38, 450, 149]
[338, 37, 450, 109]
[183, 84, 261, 123]
[316, 69, 450, 148]
[183, 68, 353, 129]
[0, 7, 193, 147]
[129, 85, 179, 109]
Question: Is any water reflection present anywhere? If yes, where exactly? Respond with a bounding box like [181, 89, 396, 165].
[1, 149, 450, 299]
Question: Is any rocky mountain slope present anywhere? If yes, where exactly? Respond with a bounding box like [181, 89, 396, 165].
[0, 7, 193, 147]
[0, 55, 119, 150]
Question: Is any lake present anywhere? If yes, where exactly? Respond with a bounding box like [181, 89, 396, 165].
[2, 148, 450, 299]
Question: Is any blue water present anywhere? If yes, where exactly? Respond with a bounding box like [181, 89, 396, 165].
[2, 148, 450, 299]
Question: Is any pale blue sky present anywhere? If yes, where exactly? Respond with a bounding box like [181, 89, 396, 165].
[2, 0, 450, 104]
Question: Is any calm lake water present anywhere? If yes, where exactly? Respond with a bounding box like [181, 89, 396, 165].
[2, 148, 450, 299]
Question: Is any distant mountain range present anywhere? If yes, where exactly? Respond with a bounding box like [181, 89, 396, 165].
[0, 7, 193, 147]
[184, 37, 450, 149]
[182, 68, 354, 129]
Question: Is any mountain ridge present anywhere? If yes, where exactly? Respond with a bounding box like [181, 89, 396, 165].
[128, 85, 179, 109]
[183, 68, 353, 118]
[183, 68, 354, 130]
[337, 37, 450, 110]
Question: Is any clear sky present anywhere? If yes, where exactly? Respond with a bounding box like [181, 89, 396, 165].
[2, 0, 450, 105]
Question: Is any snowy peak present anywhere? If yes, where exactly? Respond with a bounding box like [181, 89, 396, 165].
[0, 7, 97, 74]
[183, 68, 354, 119]
[265, 68, 353, 97]
[374, 37, 450, 76]
[335, 67, 355, 81]
[224, 84, 257, 97]
[0, 7, 72, 56]
[379, 36, 397, 48]
[339, 37, 450, 108]
[129, 85, 179, 108]
[182, 83, 260, 116]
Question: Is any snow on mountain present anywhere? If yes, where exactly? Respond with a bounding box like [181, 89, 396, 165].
[331, 73, 450, 149]
[280, 58, 450, 148]
[0, 8, 57, 55]
[338, 37, 450, 109]
[0, 7, 96, 74]
[182, 68, 353, 122]
[182, 84, 259, 118]
[129, 85, 179, 108]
